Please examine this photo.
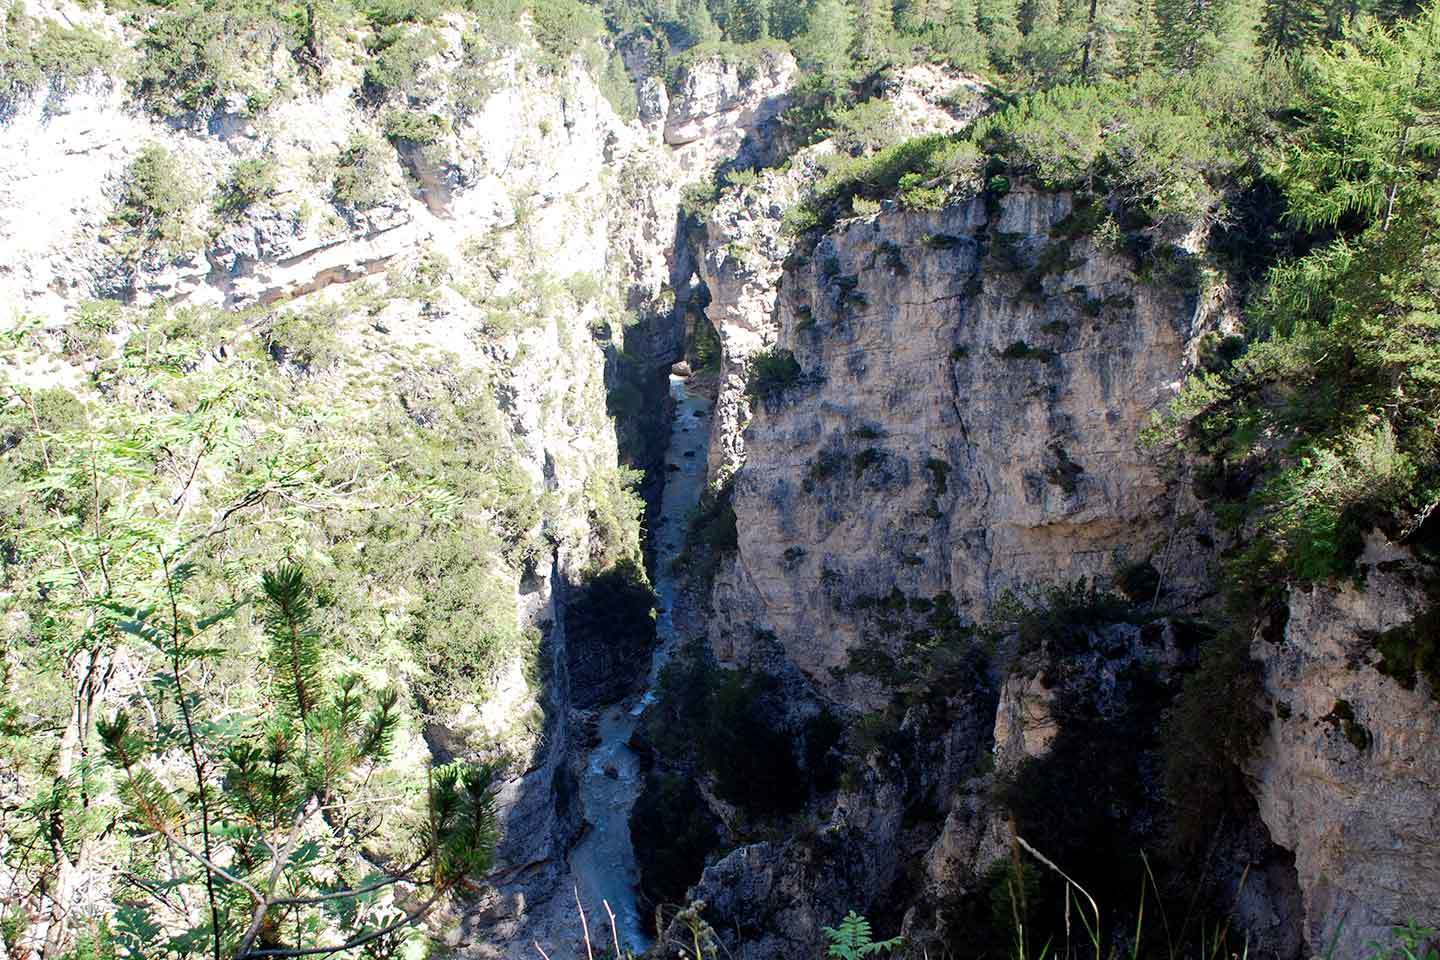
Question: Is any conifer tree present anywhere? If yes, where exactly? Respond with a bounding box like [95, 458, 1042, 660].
[937, 0, 988, 63]
[768, 0, 811, 38]
[95, 563, 498, 958]
[1118, 0, 1160, 71]
[1155, 0, 1241, 68]
[1259, 0, 1325, 51]
[1020, 0, 1061, 32]
[898, 0, 953, 31]
[850, 0, 898, 65]
[728, 0, 772, 40]
[795, 0, 858, 72]
[977, 0, 1024, 61]
[678, 0, 723, 41]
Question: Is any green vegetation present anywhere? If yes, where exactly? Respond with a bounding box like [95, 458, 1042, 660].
[639, 645, 841, 817]
[0, 281, 629, 952]
[331, 131, 392, 209]
[744, 346, 804, 401]
[822, 911, 902, 959]
[1164, 621, 1266, 846]
[1374, 596, 1440, 693]
[116, 0, 613, 120]
[382, 106, 448, 144]
[1150, 6, 1440, 598]
[96, 562, 497, 956]
[0, 4, 122, 105]
[998, 339, 1056, 361]
[107, 144, 198, 265]
[631, 770, 722, 911]
[364, 22, 443, 97]
[213, 156, 279, 219]
[133, 0, 300, 117]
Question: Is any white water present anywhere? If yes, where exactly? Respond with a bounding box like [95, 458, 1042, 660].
[568, 373, 711, 954]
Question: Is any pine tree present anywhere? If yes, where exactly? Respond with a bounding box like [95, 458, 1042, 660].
[850, 0, 897, 65]
[1158, 1, 1440, 586]
[977, 0, 1023, 62]
[769, 0, 811, 38]
[898, 0, 953, 31]
[95, 564, 499, 958]
[1118, 0, 1159, 72]
[1258, 0, 1325, 51]
[1020, 0, 1060, 32]
[728, 0, 772, 40]
[796, 0, 859, 70]
[678, 0, 723, 42]
[1155, 0, 1241, 69]
[936, 0, 988, 64]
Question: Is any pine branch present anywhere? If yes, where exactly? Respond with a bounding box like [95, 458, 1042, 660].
[260, 564, 320, 728]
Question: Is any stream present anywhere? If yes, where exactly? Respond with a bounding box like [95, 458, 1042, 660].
[567, 372, 711, 954]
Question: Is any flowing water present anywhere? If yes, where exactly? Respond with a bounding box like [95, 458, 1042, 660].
[568, 373, 711, 953]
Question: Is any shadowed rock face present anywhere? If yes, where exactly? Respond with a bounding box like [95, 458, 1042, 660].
[563, 562, 657, 710]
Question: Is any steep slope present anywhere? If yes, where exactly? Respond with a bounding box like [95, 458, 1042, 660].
[665, 114, 1440, 956]
[0, 5, 798, 954]
[708, 187, 1219, 684]
[1252, 539, 1440, 956]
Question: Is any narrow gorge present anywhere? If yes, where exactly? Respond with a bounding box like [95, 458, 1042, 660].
[2, 1, 1439, 958]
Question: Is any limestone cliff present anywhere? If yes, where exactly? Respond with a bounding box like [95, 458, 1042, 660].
[679, 100, 1439, 956]
[1252, 537, 1440, 957]
[707, 188, 1219, 700]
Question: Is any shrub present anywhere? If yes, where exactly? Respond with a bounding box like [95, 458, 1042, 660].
[998, 340, 1056, 362]
[213, 156, 278, 220]
[364, 24, 441, 98]
[263, 304, 343, 370]
[641, 651, 813, 816]
[631, 772, 721, 911]
[988, 579, 1136, 657]
[1162, 623, 1266, 853]
[680, 176, 723, 221]
[331, 133, 391, 210]
[686, 481, 738, 552]
[584, 466, 646, 568]
[791, 133, 976, 241]
[827, 99, 899, 156]
[0, 11, 121, 105]
[108, 144, 197, 262]
[527, 0, 605, 61]
[382, 107, 447, 145]
[1372, 594, 1440, 696]
[134, 0, 296, 117]
[924, 457, 950, 494]
[410, 538, 540, 710]
[745, 347, 803, 401]
[597, 46, 637, 120]
[690, 317, 722, 371]
[666, 38, 790, 91]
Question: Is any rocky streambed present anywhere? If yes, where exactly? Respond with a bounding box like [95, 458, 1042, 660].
[568, 373, 711, 953]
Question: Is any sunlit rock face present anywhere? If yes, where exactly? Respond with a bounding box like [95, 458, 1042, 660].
[1252, 537, 1440, 959]
[707, 188, 1218, 701]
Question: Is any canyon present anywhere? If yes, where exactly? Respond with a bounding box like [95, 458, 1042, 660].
[1, 6, 1438, 959]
